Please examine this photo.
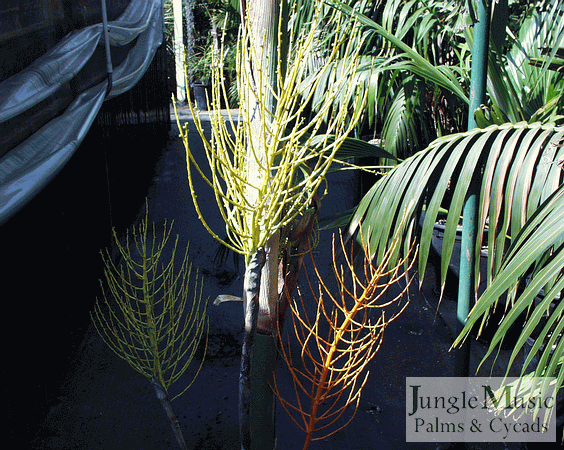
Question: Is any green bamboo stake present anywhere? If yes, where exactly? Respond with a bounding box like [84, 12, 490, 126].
[456, 0, 491, 377]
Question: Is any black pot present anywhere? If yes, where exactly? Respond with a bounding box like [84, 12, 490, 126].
[192, 83, 211, 111]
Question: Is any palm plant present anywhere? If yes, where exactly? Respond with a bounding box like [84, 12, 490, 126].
[367, 0, 470, 153]
[173, 0, 564, 445]
[303, 0, 471, 162]
[475, 0, 564, 126]
[319, 0, 564, 163]
[175, 1, 368, 447]
[346, 66, 564, 425]
[341, 0, 564, 430]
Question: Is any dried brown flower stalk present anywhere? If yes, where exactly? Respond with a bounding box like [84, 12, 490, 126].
[274, 230, 416, 450]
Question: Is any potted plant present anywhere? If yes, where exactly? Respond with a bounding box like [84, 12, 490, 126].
[188, 45, 214, 110]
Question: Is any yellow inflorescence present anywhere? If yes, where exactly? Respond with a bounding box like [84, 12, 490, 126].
[175, 0, 367, 263]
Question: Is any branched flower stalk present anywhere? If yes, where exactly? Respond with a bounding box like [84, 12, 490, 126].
[275, 229, 416, 450]
[91, 208, 208, 450]
[174, 0, 367, 263]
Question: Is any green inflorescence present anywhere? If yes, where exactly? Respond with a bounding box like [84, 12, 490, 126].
[91, 208, 208, 401]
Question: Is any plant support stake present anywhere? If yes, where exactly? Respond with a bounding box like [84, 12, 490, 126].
[457, 0, 491, 377]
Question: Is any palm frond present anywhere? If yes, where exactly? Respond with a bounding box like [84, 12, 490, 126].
[348, 122, 564, 292]
[453, 184, 564, 424]
[346, 119, 564, 432]
[324, 0, 469, 103]
[379, 76, 431, 160]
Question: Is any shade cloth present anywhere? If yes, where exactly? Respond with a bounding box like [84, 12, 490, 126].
[0, 0, 164, 225]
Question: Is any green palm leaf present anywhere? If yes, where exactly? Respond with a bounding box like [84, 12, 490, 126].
[348, 120, 564, 422]
[348, 121, 564, 418]
[348, 122, 564, 290]
[380, 75, 432, 160]
[324, 0, 469, 103]
[453, 184, 564, 422]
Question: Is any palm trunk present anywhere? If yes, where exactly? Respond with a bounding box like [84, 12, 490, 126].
[239, 1, 285, 449]
[184, 0, 195, 86]
[239, 249, 266, 450]
[172, 0, 185, 102]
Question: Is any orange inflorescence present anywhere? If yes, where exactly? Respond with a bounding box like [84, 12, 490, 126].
[274, 229, 416, 450]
